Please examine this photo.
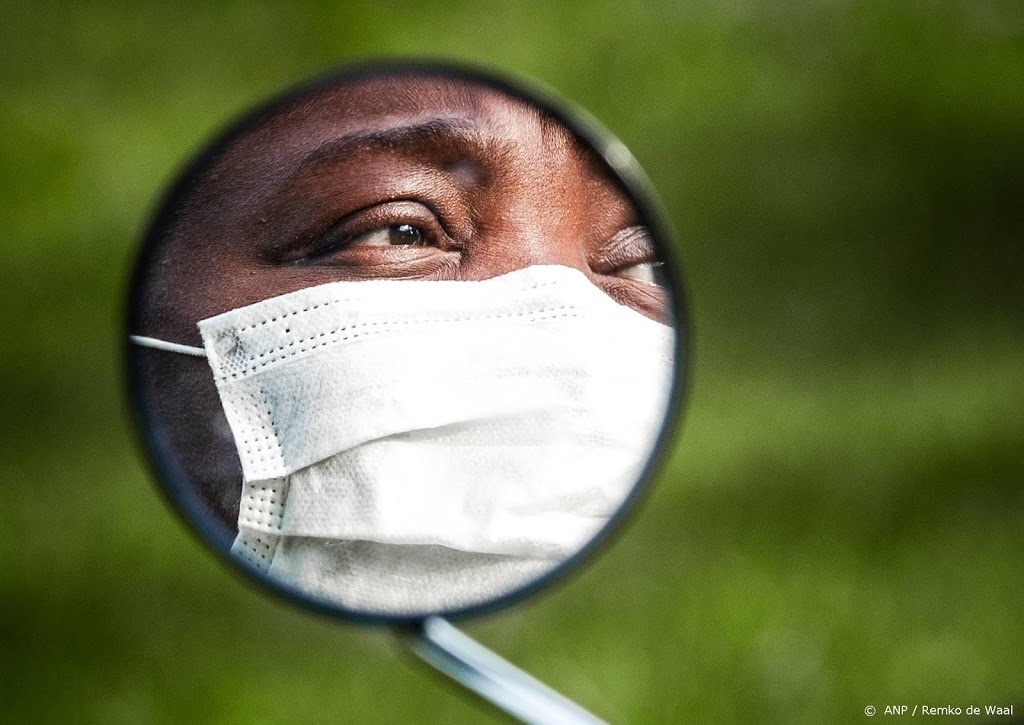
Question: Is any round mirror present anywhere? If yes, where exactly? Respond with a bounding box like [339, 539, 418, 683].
[125, 60, 687, 622]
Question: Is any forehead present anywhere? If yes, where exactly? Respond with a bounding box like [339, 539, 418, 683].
[210, 72, 576, 182]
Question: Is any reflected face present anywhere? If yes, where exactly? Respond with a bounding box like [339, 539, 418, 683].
[137, 72, 670, 531]
[132, 68, 677, 616]
[148, 73, 667, 333]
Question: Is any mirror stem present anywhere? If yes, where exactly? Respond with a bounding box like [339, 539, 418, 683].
[401, 617, 607, 724]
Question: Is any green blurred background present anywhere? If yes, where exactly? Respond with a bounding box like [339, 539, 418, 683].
[2, 1, 1022, 722]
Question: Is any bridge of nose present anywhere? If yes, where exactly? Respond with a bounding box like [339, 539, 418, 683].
[459, 191, 596, 281]
[453, 107, 600, 281]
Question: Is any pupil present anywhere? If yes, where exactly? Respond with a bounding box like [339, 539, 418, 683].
[389, 224, 422, 245]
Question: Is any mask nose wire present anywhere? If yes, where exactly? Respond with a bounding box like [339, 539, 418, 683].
[130, 335, 207, 358]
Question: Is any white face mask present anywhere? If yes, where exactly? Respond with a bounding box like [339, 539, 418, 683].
[133, 265, 675, 614]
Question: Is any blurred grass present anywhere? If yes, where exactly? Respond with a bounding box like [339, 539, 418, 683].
[1, 0, 1022, 722]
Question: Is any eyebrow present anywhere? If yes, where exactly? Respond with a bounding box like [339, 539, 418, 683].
[292, 117, 489, 175]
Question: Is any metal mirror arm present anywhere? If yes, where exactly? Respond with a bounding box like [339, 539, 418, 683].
[401, 617, 607, 725]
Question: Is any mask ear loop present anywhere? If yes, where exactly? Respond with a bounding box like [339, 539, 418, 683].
[130, 335, 207, 357]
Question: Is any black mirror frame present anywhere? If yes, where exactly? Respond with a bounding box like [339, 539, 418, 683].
[123, 56, 693, 627]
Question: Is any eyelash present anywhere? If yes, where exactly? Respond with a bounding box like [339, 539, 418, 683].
[303, 200, 451, 260]
[310, 222, 431, 257]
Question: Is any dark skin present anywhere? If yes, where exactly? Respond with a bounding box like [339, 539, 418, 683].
[133, 71, 670, 532]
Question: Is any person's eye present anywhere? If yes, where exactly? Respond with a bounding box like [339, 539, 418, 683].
[291, 199, 456, 264]
[346, 223, 427, 247]
[615, 259, 668, 288]
[594, 225, 669, 289]
[310, 221, 433, 259]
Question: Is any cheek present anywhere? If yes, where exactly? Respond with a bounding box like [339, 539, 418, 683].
[134, 347, 244, 529]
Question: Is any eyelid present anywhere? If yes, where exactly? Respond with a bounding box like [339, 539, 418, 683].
[301, 200, 453, 261]
[591, 225, 658, 273]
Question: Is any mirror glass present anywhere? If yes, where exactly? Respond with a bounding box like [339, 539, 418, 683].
[126, 61, 686, 621]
